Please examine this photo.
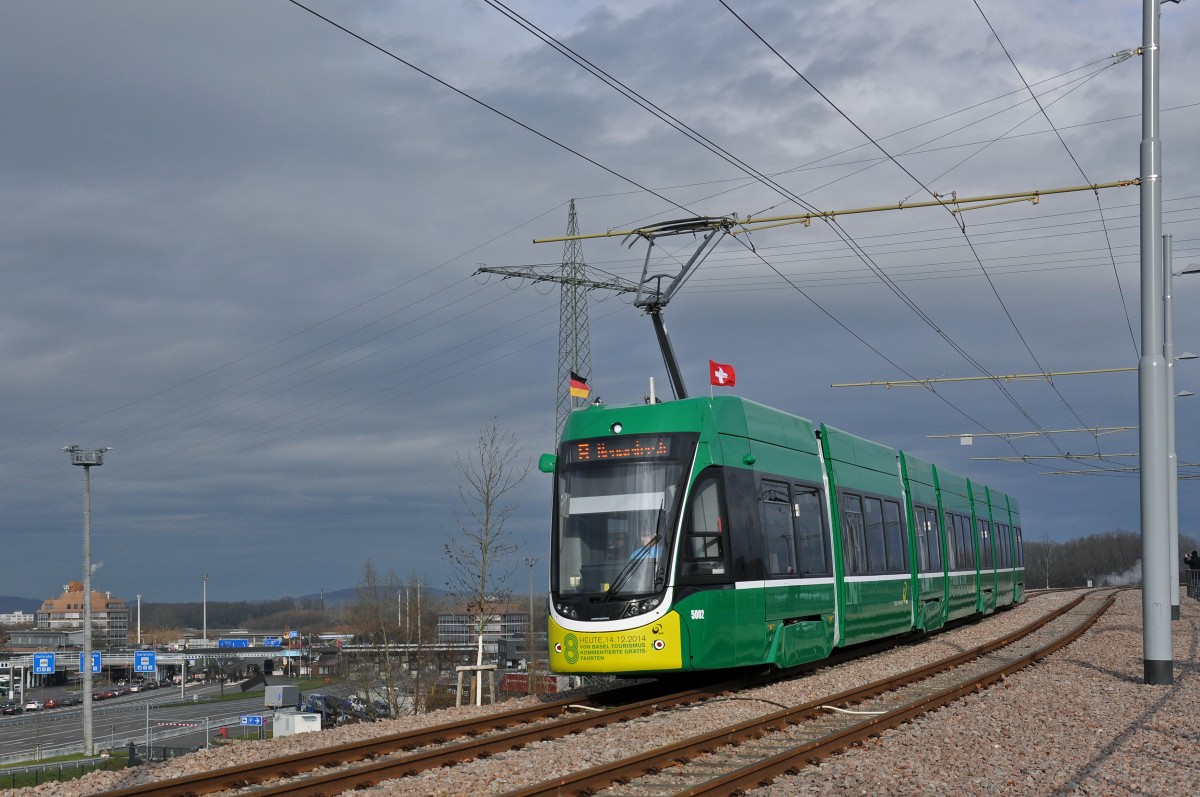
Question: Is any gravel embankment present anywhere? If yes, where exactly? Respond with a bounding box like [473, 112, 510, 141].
[754, 589, 1200, 797]
[12, 589, 1198, 797]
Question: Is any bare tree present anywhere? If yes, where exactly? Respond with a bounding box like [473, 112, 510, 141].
[444, 418, 529, 705]
[348, 561, 404, 718]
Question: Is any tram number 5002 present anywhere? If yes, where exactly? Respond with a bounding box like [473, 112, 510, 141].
[690, 609, 705, 620]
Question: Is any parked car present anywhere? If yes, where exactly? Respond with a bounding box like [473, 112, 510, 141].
[23, 699, 43, 711]
[1, 702, 23, 715]
[42, 698, 60, 709]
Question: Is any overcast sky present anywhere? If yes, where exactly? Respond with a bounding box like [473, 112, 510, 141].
[3, 1, 1199, 605]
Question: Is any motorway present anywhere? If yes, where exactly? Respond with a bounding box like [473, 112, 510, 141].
[0, 680, 307, 765]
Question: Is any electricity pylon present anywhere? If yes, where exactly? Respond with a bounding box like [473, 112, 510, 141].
[479, 211, 733, 421]
[555, 201, 593, 440]
[477, 201, 638, 440]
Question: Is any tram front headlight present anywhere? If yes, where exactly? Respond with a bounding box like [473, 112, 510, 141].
[555, 602, 579, 619]
[623, 596, 662, 618]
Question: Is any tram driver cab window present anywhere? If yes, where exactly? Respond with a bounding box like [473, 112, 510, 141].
[681, 471, 727, 576]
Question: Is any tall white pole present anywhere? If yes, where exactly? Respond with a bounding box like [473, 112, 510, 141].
[136, 594, 142, 646]
[1139, 0, 1172, 685]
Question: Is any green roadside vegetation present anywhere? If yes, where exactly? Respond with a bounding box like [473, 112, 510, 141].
[0, 751, 129, 789]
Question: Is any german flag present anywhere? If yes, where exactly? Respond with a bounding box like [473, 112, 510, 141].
[569, 371, 590, 398]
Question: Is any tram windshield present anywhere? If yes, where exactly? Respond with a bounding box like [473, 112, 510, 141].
[553, 433, 695, 598]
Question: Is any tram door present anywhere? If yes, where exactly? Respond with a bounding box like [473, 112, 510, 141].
[759, 479, 835, 667]
[678, 468, 743, 669]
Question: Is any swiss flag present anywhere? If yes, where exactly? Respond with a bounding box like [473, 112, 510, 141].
[709, 360, 736, 387]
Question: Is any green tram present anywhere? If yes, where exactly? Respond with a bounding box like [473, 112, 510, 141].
[543, 395, 1025, 675]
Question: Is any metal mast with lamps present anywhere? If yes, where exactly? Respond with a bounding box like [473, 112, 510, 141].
[63, 444, 110, 756]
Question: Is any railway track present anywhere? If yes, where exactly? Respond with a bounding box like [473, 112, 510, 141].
[502, 590, 1114, 797]
[93, 676, 758, 797]
[89, 591, 1103, 797]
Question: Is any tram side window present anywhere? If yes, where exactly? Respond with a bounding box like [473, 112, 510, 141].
[929, 508, 943, 571]
[681, 472, 726, 576]
[962, 514, 977, 568]
[795, 484, 831, 576]
[943, 511, 958, 570]
[761, 480, 796, 576]
[1015, 526, 1024, 566]
[915, 505, 942, 573]
[914, 507, 930, 572]
[883, 499, 906, 572]
[951, 513, 973, 569]
[841, 494, 868, 575]
[862, 497, 886, 573]
[962, 514, 974, 568]
[997, 524, 1010, 568]
[949, 514, 963, 569]
[979, 520, 993, 569]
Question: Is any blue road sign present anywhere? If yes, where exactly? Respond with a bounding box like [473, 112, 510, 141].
[218, 639, 249, 649]
[134, 651, 157, 673]
[32, 653, 55, 675]
[262, 637, 282, 647]
[239, 715, 264, 726]
[78, 651, 101, 673]
[288, 630, 298, 638]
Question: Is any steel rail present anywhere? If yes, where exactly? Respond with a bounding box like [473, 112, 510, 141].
[91, 679, 756, 797]
[492, 592, 1102, 797]
[680, 591, 1115, 797]
[92, 692, 595, 796]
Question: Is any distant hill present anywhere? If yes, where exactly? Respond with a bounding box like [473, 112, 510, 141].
[300, 587, 357, 607]
[0, 587, 451, 614]
[299, 585, 450, 608]
[0, 596, 41, 613]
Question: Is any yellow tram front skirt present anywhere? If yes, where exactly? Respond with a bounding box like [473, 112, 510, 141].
[548, 611, 684, 673]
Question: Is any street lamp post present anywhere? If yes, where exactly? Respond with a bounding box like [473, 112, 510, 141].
[524, 557, 538, 695]
[63, 444, 110, 756]
[202, 574, 208, 647]
[136, 594, 142, 646]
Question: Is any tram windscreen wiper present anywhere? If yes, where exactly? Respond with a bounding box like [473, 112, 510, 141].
[601, 510, 664, 602]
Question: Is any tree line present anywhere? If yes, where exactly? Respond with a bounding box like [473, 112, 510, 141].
[1023, 528, 1199, 589]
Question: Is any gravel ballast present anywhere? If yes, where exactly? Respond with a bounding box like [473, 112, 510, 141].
[10, 589, 1198, 797]
[754, 589, 1200, 797]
